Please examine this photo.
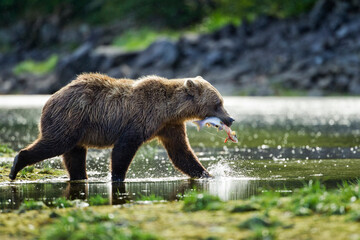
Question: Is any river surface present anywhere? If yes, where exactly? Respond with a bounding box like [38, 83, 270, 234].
[1, 96, 360, 209]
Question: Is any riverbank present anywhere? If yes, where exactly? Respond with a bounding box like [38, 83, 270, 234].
[0, 162, 66, 183]
[1, 182, 360, 240]
[1, 1, 360, 96]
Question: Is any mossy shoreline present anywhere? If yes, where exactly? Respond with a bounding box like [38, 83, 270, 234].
[0, 162, 66, 183]
[1, 182, 360, 240]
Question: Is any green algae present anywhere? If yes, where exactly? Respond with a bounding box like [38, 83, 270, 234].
[0, 144, 14, 157]
[39, 209, 159, 240]
[0, 199, 359, 240]
[182, 191, 223, 212]
[0, 163, 66, 183]
[89, 195, 109, 206]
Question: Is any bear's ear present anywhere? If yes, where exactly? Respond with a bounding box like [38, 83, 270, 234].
[196, 76, 207, 82]
[184, 79, 198, 96]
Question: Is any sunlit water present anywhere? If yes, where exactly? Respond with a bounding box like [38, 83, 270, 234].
[1, 96, 360, 209]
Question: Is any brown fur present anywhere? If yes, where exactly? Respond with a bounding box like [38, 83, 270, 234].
[9, 73, 234, 181]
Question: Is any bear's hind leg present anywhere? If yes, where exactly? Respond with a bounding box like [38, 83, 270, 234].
[62, 146, 87, 180]
[9, 138, 78, 180]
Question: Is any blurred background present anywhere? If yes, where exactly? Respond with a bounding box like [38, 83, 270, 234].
[0, 0, 359, 96]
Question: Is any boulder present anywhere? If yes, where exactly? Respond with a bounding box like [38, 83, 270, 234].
[55, 43, 93, 86]
[134, 39, 178, 68]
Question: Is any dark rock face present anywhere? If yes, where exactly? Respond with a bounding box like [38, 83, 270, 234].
[2, 0, 360, 95]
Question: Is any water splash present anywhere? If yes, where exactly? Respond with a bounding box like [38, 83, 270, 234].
[208, 161, 235, 178]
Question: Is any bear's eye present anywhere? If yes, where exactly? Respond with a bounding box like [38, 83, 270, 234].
[214, 102, 221, 111]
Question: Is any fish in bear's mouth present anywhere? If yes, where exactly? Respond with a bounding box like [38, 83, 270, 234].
[193, 117, 238, 143]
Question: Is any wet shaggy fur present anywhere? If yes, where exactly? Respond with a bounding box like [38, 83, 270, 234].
[9, 73, 234, 181]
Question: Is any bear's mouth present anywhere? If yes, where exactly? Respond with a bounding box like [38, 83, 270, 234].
[221, 117, 235, 127]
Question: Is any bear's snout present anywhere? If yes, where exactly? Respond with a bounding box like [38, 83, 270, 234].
[222, 117, 235, 127]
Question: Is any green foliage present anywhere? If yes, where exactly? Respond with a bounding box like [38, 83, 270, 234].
[0, 0, 318, 30]
[39, 209, 159, 240]
[86, 0, 208, 28]
[38, 166, 54, 174]
[19, 200, 46, 212]
[195, 11, 241, 32]
[13, 54, 58, 76]
[247, 225, 276, 240]
[0, 161, 12, 168]
[230, 180, 360, 219]
[231, 203, 259, 213]
[89, 195, 109, 206]
[250, 191, 281, 210]
[112, 28, 179, 51]
[182, 191, 222, 212]
[348, 210, 360, 222]
[212, 0, 317, 22]
[19, 166, 35, 177]
[0, 0, 91, 27]
[53, 197, 74, 209]
[138, 194, 164, 202]
[239, 214, 278, 240]
[0, 144, 14, 156]
[288, 180, 351, 216]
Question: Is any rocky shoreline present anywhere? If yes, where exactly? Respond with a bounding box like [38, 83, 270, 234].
[1, 0, 360, 95]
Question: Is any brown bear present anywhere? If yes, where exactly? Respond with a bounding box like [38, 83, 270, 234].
[9, 73, 234, 181]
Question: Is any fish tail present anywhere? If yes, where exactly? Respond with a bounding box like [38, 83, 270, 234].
[193, 121, 204, 131]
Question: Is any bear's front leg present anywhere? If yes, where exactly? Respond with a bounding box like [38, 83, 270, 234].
[158, 123, 211, 178]
[111, 131, 143, 181]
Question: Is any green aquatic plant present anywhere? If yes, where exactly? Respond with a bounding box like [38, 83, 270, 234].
[38, 166, 54, 174]
[0, 161, 12, 168]
[39, 209, 159, 240]
[19, 200, 46, 212]
[239, 214, 280, 240]
[0, 144, 14, 156]
[182, 191, 222, 212]
[288, 180, 357, 216]
[53, 197, 74, 209]
[231, 203, 259, 213]
[250, 190, 281, 210]
[19, 166, 35, 177]
[348, 210, 360, 222]
[248, 225, 276, 240]
[89, 195, 109, 206]
[138, 194, 164, 202]
[13, 54, 58, 76]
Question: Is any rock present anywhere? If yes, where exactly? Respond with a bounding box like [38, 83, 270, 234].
[56, 43, 93, 86]
[349, 79, 360, 94]
[336, 19, 360, 39]
[134, 39, 178, 68]
[335, 74, 350, 91]
[106, 64, 133, 79]
[317, 76, 332, 89]
[91, 46, 139, 72]
[40, 22, 59, 45]
[308, 0, 335, 29]
[3, 0, 360, 95]
[203, 50, 223, 69]
[308, 88, 324, 96]
[212, 24, 237, 40]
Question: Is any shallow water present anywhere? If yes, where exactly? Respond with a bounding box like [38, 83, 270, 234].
[1, 96, 360, 209]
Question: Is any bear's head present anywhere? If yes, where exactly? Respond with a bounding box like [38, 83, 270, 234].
[178, 76, 234, 127]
